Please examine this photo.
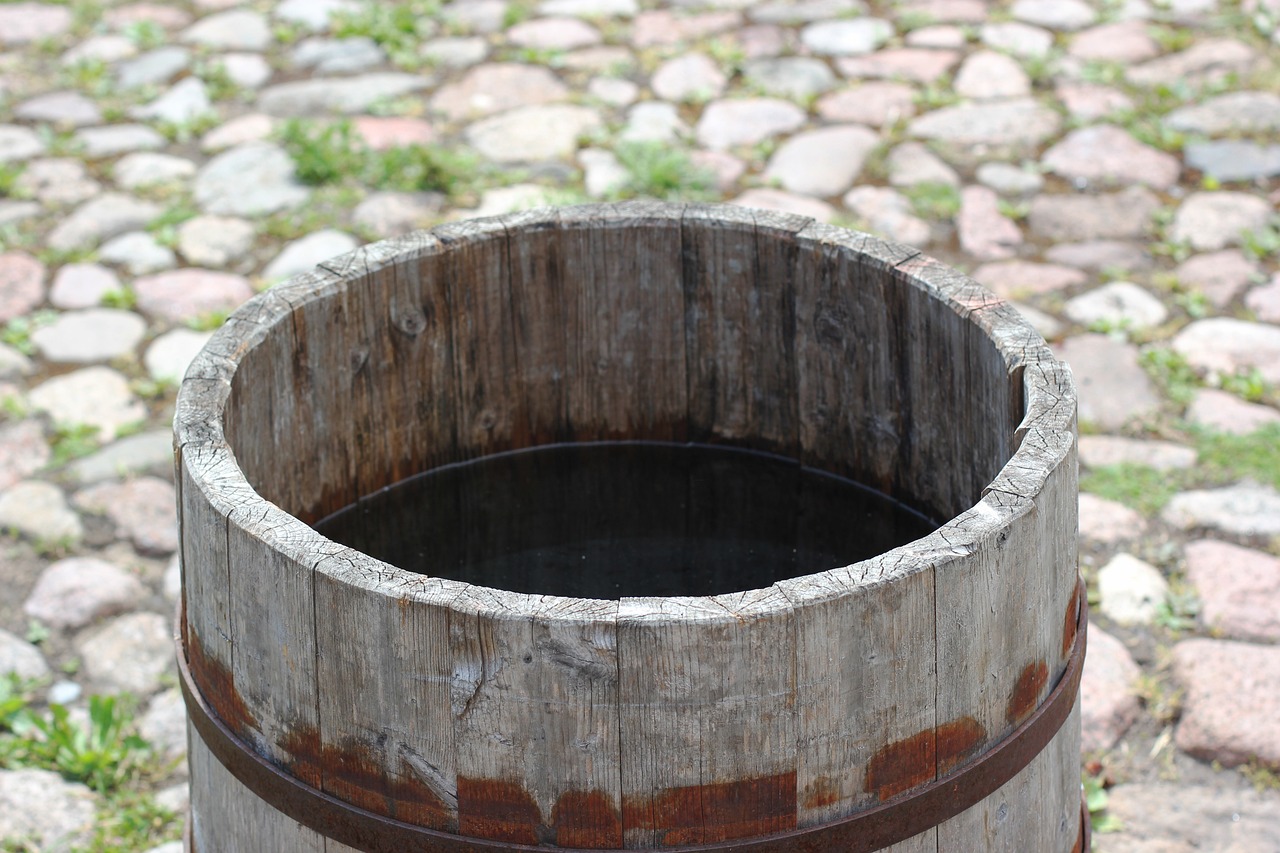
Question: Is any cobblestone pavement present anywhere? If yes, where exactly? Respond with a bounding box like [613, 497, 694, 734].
[0, 0, 1278, 849]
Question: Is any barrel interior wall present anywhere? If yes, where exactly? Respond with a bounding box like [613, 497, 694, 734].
[224, 213, 1019, 528]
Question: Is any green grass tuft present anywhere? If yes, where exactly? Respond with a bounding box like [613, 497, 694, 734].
[279, 118, 481, 196]
[610, 141, 716, 202]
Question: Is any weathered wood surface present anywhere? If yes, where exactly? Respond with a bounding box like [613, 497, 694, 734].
[179, 202, 1080, 851]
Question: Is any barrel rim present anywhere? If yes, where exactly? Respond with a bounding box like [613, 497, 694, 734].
[173, 200, 1077, 621]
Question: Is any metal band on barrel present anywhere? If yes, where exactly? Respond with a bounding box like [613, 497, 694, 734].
[178, 577, 1090, 853]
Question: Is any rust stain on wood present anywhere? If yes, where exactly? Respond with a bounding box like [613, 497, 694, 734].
[280, 727, 453, 830]
[1063, 584, 1081, 658]
[551, 789, 623, 848]
[936, 716, 986, 775]
[185, 630, 257, 740]
[800, 776, 840, 809]
[1006, 659, 1049, 726]
[865, 716, 985, 801]
[622, 770, 797, 845]
[458, 776, 542, 845]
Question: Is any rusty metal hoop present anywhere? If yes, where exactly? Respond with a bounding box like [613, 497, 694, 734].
[179, 578, 1089, 853]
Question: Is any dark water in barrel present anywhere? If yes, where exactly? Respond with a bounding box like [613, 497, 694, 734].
[313, 442, 939, 599]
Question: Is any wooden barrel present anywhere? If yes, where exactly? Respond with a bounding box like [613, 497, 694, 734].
[176, 202, 1083, 852]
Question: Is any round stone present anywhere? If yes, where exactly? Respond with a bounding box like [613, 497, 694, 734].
[145, 328, 214, 383]
[97, 231, 178, 275]
[975, 162, 1044, 196]
[77, 612, 172, 696]
[45, 193, 163, 253]
[1011, 0, 1097, 29]
[23, 557, 146, 630]
[181, 9, 271, 50]
[1172, 317, 1280, 383]
[139, 688, 188, 760]
[587, 77, 638, 106]
[352, 117, 436, 150]
[1044, 240, 1150, 273]
[506, 17, 602, 50]
[953, 50, 1031, 100]
[14, 158, 100, 206]
[651, 54, 728, 102]
[0, 125, 46, 163]
[176, 215, 257, 267]
[1028, 187, 1160, 242]
[1078, 436, 1196, 470]
[201, 114, 275, 152]
[48, 263, 121, 309]
[419, 37, 488, 69]
[800, 17, 892, 55]
[0, 481, 84, 544]
[1170, 191, 1272, 252]
[133, 268, 254, 323]
[763, 125, 879, 197]
[0, 252, 45, 323]
[1163, 483, 1280, 538]
[1055, 334, 1159, 431]
[290, 37, 385, 74]
[74, 124, 167, 158]
[695, 98, 806, 150]
[113, 152, 197, 189]
[1185, 389, 1280, 435]
[837, 47, 962, 84]
[1042, 125, 1181, 189]
[116, 46, 192, 90]
[431, 63, 568, 122]
[1173, 639, 1280, 768]
[0, 770, 95, 852]
[0, 628, 49, 681]
[27, 366, 147, 439]
[353, 192, 443, 237]
[970, 260, 1086, 299]
[908, 98, 1062, 151]
[1079, 493, 1148, 545]
[1080, 625, 1140, 753]
[957, 185, 1023, 261]
[1104, 784, 1280, 851]
[817, 82, 916, 127]
[69, 430, 175, 485]
[1184, 540, 1280, 642]
[732, 188, 837, 222]
[886, 142, 960, 188]
[980, 21, 1054, 57]
[841, 186, 932, 246]
[1098, 553, 1168, 626]
[30, 308, 147, 363]
[741, 57, 834, 99]
[74, 476, 178, 555]
[579, 149, 628, 198]
[221, 52, 273, 88]
[1165, 90, 1280, 135]
[1064, 281, 1169, 331]
[1128, 39, 1257, 89]
[620, 101, 688, 143]
[14, 91, 102, 127]
[130, 77, 212, 125]
[466, 105, 602, 162]
[0, 420, 47, 491]
[194, 142, 311, 216]
[0, 3, 73, 44]
[262, 229, 359, 281]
